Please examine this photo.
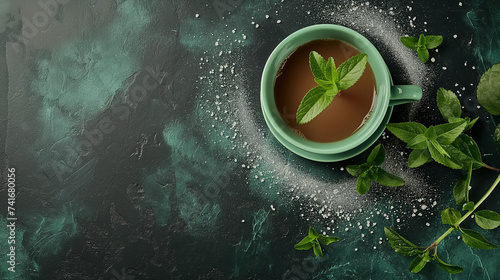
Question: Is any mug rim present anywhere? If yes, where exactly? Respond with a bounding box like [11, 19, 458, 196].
[260, 24, 391, 155]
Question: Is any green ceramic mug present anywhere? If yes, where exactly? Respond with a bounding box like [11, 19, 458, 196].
[261, 24, 422, 162]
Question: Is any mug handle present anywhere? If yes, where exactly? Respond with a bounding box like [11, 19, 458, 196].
[389, 85, 423, 106]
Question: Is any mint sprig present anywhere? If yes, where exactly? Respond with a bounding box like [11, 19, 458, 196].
[346, 144, 405, 195]
[385, 63, 500, 274]
[294, 227, 339, 257]
[400, 34, 443, 63]
[385, 174, 500, 274]
[296, 51, 368, 124]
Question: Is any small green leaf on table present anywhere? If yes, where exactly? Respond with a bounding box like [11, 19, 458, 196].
[475, 210, 500, 230]
[460, 228, 498, 249]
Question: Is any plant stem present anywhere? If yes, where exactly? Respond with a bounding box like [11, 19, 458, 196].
[431, 174, 500, 247]
[484, 164, 500, 172]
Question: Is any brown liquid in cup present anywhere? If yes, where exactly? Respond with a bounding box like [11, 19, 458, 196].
[274, 39, 376, 143]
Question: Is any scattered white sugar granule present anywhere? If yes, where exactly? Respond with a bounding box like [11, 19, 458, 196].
[442, 67, 447, 70]
[355, 248, 358, 251]
[431, 57, 436, 62]
[265, 14, 270, 18]
[241, 220, 245, 223]
[453, 34, 458, 38]
[426, 222, 430, 226]
[270, 205, 276, 211]
[215, 41, 219, 46]
[195, 14, 200, 18]
[459, 2, 463, 6]
[277, 19, 282, 23]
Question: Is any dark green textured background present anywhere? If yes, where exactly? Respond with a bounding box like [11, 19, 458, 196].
[1, 0, 500, 279]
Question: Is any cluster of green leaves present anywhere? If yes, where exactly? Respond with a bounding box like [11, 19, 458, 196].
[384, 227, 464, 274]
[346, 144, 405, 195]
[400, 34, 443, 63]
[477, 63, 500, 145]
[387, 88, 483, 170]
[294, 227, 339, 257]
[296, 51, 368, 124]
[384, 63, 500, 274]
[385, 167, 500, 274]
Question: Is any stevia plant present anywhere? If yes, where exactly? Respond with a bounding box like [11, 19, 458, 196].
[384, 62, 500, 274]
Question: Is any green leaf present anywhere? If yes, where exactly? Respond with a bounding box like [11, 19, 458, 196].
[433, 120, 467, 145]
[429, 138, 451, 158]
[410, 254, 428, 273]
[365, 167, 379, 181]
[475, 210, 500, 230]
[296, 86, 336, 124]
[367, 144, 385, 166]
[356, 175, 371, 195]
[462, 201, 475, 212]
[437, 88, 462, 120]
[400, 36, 418, 50]
[445, 134, 484, 170]
[464, 117, 479, 131]
[408, 149, 433, 168]
[417, 47, 429, 63]
[318, 235, 340, 245]
[386, 122, 427, 144]
[384, 227, 424, 256]
[441, 208, 462, 227]
[337, 53, 368, 90]
[494, 124, 500, 146]
[424, 126, 438, 141]
[428, 139, 462, 169]
[375, 169, 405, 187]
[453, 164, 472, 207]
[313, 241, 323, 257]
[460, 228, 498, 249]
[309, 227, 319, 238]
[346, 163, 370, 177]
[314, 78, 335, 90]
[477, 62, 500, 115]
[436, 257, 464, 274]
[407, 134, 427, 149]
[425, 35, 443, 49]
[417, 34, 426, 47]
[294, 236, 314, 250]
[309, 51, 327, 81]
[325, 57, 338, 83]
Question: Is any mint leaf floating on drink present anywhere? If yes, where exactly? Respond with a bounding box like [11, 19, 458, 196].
[294, 227, 339, 257]
[346, 144, 405, 195]
[296, 51, 368, 124]
[400, 34, 443, 63]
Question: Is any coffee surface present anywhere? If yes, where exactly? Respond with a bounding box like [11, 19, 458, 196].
[274, 39, 376, 143]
